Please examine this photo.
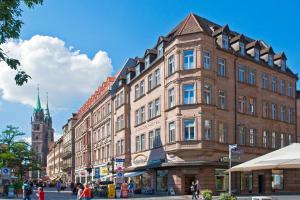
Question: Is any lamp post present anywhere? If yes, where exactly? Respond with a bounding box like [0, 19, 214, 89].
[108, 157, 115, 182]
[228, 144, 237, 195]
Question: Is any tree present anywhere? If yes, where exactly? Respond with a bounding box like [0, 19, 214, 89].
[0, 0, 43, 86]
[0, 125, 40, 179]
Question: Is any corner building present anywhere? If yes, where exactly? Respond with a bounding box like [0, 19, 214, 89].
[122, 13, 297, 195]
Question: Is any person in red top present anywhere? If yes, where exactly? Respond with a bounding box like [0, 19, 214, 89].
[36, 187, 45, 200]
[79, 183, 92, 200]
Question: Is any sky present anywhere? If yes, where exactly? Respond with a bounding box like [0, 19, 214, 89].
[0, 0, 300, 143]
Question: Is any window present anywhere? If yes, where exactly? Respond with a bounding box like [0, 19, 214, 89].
[238, 96, 246, 113]
[280, 106, 286, 121]
[169, 122, 176, 143]
[135, 110, 140, 125]
[271, 103, 277, 120]
[222, 34, 229, 49]
[204, 119, 212, 140]
[148, 102, 153, 119]
[280, 133, 284, 148]
[288, 108, 293, 123]
[272, 131, 276, 149]
[218, 122, 227, 143]
[155, 128, 161, 147]
[268, 54, 273, 66]
[263, 102, 269, 118]
[218, 90, 226, 109]
[262, 74, 269, 89]
[288, 134, 292, 145]
[248, 69, 255, 85]
[215, 169, 229, 191]
[168, 55, 175, 75]
[254, 48, 260, 61]
[249, 129, 256, 146]
[288, 82, 292, 97]
[239, 42, 245, 55]
[155, 98, 160, 116]
[135, 84, 139, 99]
[106, 145, 110, 158]
[183, 83, 195, 104]
[154, 68, 160, 86]
[141, 106, 145, 123]
[263, 130, 269, 148]
[126, 73, 130, 84]
[218, 58, 226, 76]
[238, 66, 245, 82]
[148, 74, 153, 91]
[204, 51, 211, 69]
[145, 56, 150, 68]
[281, 60, 286, 71]
[140, 80, 145, 96]
[241, 172, 253, 192]
[136, 136, 140, 152]
[184, 119, 195, 140]
[149, 131, 154, 149]
[183, 49, 194, 69]
[248, 97, 256, 115]
[116, 141, 120, 155]
[203, 83, 212, 104]
[136, 65, 140, 76]
[239, 126, 246, 145]
[272, 170, 283, 190]
[157, 44, 163, 58]
[168, 88, 175, 108]
[141, 134, 146, 151]
[271, 76, 277, 92]
[280, 80, 285, 95]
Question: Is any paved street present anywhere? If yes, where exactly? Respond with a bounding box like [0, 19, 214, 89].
[2, 187, 300, 200]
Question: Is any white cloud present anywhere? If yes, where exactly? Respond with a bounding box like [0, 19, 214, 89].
[0, 35, 113, 111]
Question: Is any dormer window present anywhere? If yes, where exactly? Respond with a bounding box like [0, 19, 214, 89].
[145, 56, 150, 68]
[239, 42, 245, 56]
[268, 54, 273, 66]
[254, 48, 260, 61]
[281, 60, 286, 71]
[157, 43, 163, 58]
[136, 65, 140, 76]
[222, 34, 229, 49]
[126, 73, 130, 84]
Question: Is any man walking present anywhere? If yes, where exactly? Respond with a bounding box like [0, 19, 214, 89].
[22, 180, 32, 200]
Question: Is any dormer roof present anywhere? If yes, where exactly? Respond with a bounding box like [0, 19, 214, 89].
[144, 48, 157, 56]
[274, 52, 287, 61]
[212, 24, 230, 37]
[246, 40, 261, 50]
[230, 34, 246, 44]
[260, 47, 275, 56]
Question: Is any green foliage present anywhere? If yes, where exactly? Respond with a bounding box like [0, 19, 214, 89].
[201, 189, 213, 200]
[0, 0, 43, 85]
[0, 125, 41, 180]
[219, 193, 237, 200]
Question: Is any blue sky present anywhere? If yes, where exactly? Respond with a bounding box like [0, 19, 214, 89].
[0, 0, 300, 141]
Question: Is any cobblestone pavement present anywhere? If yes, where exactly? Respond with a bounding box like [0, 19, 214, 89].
[1, 188, 300, 200]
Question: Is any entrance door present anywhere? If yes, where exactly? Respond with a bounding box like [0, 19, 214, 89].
[184, 175, 196, 194]
[258, 175, 264, 194]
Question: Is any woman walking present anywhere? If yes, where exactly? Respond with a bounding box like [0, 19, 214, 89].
[79, 183, 92, 200]
[191, 181, 197, 199]
[77, 184, 84, 200]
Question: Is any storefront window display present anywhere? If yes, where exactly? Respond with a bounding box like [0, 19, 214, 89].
[240, 172, 253, 192]
[272, 170, 283, 190]
[215, 169, 228, 191]
[156, 170, 168, 192]
[141, 172, 152, 189]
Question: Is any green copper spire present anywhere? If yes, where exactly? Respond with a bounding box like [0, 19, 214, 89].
[45, 92, 51, 117]
[34, 86, 42, 112]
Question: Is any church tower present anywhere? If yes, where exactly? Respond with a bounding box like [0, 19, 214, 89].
[31, 88, 54, 179]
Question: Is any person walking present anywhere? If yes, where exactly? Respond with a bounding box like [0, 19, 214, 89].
[36, 187, 44, 200]
[195, 180, 201, 199]
[79, 183, 92, 200]
[77, 184, 84, 200]
[56, 180, 62, 192]
[191, 181, 197, 199]
[22, 180, 32, 200]
[127, 180, 135, 197]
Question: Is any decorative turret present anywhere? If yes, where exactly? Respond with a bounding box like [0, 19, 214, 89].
[34, 87, 42, 113]
[33, 87, 44, 122]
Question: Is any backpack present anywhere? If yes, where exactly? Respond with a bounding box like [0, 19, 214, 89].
[25, 186, 32, 195]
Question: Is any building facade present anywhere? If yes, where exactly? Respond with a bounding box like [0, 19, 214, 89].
[46, 136, 63, 180]
[70, 13, 298, 195]
[31, 90, 54, 179]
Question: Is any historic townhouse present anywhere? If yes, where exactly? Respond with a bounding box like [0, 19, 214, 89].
[61, 114, 77, 183]
[69, 13, 298, 195]
[46, 136, 63, 180]
[74, 77, 115, 183]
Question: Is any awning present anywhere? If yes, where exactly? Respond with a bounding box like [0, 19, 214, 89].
[100, 174, 115, 180]
[124, 171, 145, 177]
[228, 143, 300, 172]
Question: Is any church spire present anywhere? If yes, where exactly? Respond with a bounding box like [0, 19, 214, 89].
[45, 92, 51, 117]
[34, 86, 42, 112]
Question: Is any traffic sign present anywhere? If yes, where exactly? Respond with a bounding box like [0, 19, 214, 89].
[116, 171, 123, 178]
[1, 168, 10, 176]
[115, 158, 125, 162]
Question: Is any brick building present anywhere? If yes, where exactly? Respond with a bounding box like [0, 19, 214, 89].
[46, 136, 63, 180]
[70, 13, 298, 195]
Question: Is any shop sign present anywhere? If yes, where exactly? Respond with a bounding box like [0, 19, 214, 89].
[133, 155, 147, 165]
[100, 166, 108, 176]
[95, 167, 100, 178]
[80, 171, 86, 175]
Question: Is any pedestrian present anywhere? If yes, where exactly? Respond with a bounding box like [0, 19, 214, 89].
[195, 180, 201, 199]
[191, 181, 197, 199]
[22, 180, 32, 200]
[36, 187, 45, 200]
[77, 184, 84, 200]
[127, 180, 134, 197]
[79, 183, 92, 200]
[56, 180, 61, 192]
[121, 180, 128, 198]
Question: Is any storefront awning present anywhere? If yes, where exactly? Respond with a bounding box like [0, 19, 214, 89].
[124, 171, 145, 177]
[228, 143, 300, 172]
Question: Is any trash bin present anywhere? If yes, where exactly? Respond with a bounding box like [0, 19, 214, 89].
[107, 184, 115, 199]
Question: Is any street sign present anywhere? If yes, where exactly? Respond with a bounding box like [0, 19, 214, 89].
[115, 158, 125, 162]
[116, 171, 123, 178]
[1, 168, 10, 176]
[219, 156, 229, 162]
[95, 167, 100, 178]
